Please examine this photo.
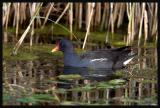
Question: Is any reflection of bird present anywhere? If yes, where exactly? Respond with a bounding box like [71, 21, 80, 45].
[63, 66, 117, 81]
[51, 38, 136, 69]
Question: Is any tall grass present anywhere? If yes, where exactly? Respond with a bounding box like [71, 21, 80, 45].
[2, 2, 157, 53]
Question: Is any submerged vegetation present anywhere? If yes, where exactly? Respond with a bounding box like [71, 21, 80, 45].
[3, 45, 157, 105]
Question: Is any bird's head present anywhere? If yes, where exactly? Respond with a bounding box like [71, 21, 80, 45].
[51, 38, 74, 53]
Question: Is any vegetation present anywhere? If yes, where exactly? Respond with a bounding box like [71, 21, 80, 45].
[3, 2, 158, 54]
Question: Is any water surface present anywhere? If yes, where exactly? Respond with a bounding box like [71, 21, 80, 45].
[3, 46, 157, 105]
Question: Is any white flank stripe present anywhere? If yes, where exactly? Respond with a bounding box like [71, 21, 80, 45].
[123, 57, 134, 65]
[86, 74, 106, 77]
[90, 58, 108, 62]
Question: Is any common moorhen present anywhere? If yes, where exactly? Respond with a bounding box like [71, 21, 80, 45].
[51, 38, 136, 69]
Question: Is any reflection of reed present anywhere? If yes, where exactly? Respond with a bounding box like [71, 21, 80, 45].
[3, 49, 157, 105]
[103, 89, 109, 104]
[87, 91, 91, 104]
[137, 47, 141, 69]
[72, 80, 79, 102]
[3, 31, 8, 43]
[124, 83, 128, 105]
[95, 90, 99, 102]
[4, 60, 58, 91]
[81, 91, 86, 102]
[138, 81, 142, 100]
[137, 47, 157, 70]
[151, 80, 155, 96]
[154, 48, 157, 66]
[115, 88, 123, 105]
[142, 48, 146, 69]
[13, 61, 17, 84]
[28, 61, 33, 78]
[15, 62, 25, 87]
[81, 79, 89, 103]
[124, 77, 156, 104]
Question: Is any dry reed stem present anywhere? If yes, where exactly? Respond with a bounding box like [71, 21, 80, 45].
[111, 3, 114, 33]
[104, 3, 110, 30]
[127, 3, 135, 45]
[5, 3, 11, 30]
[78, 3, 82, 29]
[138, 3, 145, 46]
[42, 3, 54, 28]
[82, 3, 95, 49]
[117, 3, 125, 28]
[55, 3, 70, 24]
[2, 3, 157, 46]
[12, 3, 43, 55]
[69, 3, 73, 40]
[144, 9, 148, 45]
[15, 3, 20, 40]
[152, 3, 157, 36]
[100, 3, 107, 31]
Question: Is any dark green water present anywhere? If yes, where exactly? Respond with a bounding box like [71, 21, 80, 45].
[3, 43, 157, 105]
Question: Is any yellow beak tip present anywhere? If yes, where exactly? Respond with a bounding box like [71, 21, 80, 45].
[51, 50, 55, 53]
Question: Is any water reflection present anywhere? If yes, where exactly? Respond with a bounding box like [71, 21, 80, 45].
[57, 66, 120, 90]
[3, 47, 157, 105]
[63, 66, 118, 81]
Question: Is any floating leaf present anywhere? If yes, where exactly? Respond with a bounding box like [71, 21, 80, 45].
[70, 84, 95, 91]
[96, 79, 126, 89]
[108, 79, 126, 85]
[96, 82, 114, 89]
[17, 96, 37, 104]
[32, 94, 56, 102]
[60, 101, 78, 105]
[141, 79, 157, 84]
[3, 94, 11, 102]
[17, 93, 59, 104]
[53, 88, 67, 94]
[58, 74, 82, 81]
[82, 84, 95, 91]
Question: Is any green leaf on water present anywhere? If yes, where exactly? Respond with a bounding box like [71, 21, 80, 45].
[17, 94, 59, 104]
[96, 82, 114, 89]
[82, 84, 95, 91]
[58, 74, 82, 81]
[53, 88, 67, 94]
[108, 79, 126, 85]
[32, 94, 56, 102]
[70, 84, 95, 91]
[60, 101, 78, 105]
[96, 79, 126, 89]
[121, 96, 157, 105]
[3, 94, 11, 102]
[17, 96, 37, 104]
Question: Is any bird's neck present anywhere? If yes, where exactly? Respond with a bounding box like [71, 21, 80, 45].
[63, 51, 80, 66]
